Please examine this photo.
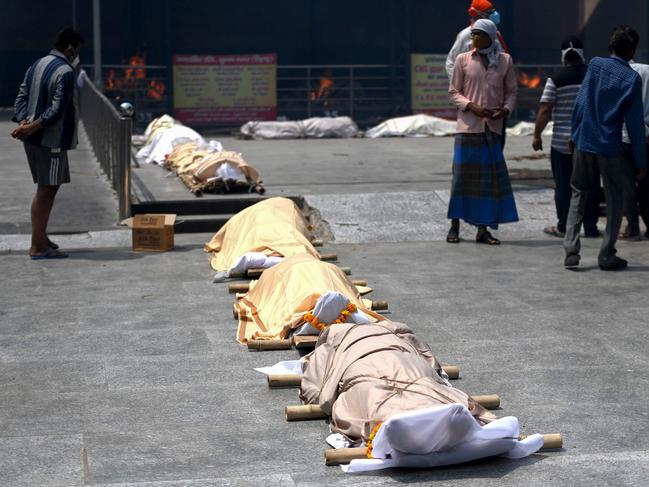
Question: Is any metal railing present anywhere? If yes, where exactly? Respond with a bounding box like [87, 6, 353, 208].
[277, 64, 406, 125]
[78, 70, 132, 220]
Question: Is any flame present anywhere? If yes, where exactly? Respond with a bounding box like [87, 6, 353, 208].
[124, 54, 146, 80]
[310, 76, 334, 105]
[102, 51, 166, 100]
[519, 72, 542, 89]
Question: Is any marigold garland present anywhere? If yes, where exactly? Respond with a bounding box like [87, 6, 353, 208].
[303, 303, 357, 330]
[366, 421, 383, 459]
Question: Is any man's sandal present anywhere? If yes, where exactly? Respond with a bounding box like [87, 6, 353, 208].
[476, 230, 500, 245]
[30, 248, 68, 260]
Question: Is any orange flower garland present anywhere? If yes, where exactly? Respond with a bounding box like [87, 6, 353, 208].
[366, 421, 383, 458]
[303, 303, 357, 331]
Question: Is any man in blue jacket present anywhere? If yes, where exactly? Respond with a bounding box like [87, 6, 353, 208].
[564, 25, 647, 271]
[11, 27, 83, 260]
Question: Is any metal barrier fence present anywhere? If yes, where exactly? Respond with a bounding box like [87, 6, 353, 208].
[78, 70, 132, 220]
[276, 64, 406, 125]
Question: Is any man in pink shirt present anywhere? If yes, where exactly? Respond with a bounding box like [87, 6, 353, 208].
[446, 19, 518, 245]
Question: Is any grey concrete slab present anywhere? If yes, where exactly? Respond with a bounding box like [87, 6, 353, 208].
[0, 121, 119, 234]
[93, 475, 298, 487]
[0, 360, 107, 393]
[0, 434, 84, 487]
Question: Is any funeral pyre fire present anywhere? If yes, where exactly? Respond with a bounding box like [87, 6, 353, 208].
[103, 52, 166, 101]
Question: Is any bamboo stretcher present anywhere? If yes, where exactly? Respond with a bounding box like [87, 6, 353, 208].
[285, 394, 502, 421]
[266, 365, 460, 387]
[230, 279, 368, 294]
[323, 433, 563, 466]
[235, 299, 389, 324]
[241, 265, 351, 279]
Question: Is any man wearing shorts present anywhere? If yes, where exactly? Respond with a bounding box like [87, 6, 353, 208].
[11, 27, 83, 259]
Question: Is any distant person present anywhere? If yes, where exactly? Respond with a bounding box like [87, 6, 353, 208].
[446, 19, 518, 245]
[11, 27, 83, 260]
[532, 37, 601, 239]
[564, 25, 646, 271]
[445, 0, 508, 79]
[619, 30, 649, 240]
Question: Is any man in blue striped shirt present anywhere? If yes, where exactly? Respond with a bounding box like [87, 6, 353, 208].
[11, 27, 83, 260]
[564, 25, 647, 271]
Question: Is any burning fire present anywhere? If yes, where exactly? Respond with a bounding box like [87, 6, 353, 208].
[310, 76, 334, 105]
[519, 72, 542, 89]
[103, 50, 166, 101]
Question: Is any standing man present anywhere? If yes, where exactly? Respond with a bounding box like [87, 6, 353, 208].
[619, 29, 649, 240]
[564, 26, 646, 271]
[11, 27, 83, 260]
[533, 37, 601, 239]
[445, 0, 508, 79]
[447, 19, 518, 245]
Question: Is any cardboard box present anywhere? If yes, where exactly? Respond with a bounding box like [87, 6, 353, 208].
[122, 214, 176, 252]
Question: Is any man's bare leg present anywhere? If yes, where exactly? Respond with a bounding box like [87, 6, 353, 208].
[30, 184, 59, 255]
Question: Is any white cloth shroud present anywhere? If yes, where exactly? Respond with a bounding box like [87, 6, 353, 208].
[294, 291, 372, 336]
[365, 114, 458, 138]
[342, 404, 545, 473]
[136, 125, 205, 164]
[240, 117, 359, 139]
[227, 252, 283, 277]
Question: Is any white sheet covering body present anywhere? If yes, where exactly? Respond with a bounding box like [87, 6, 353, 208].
[240, 117, 359, 139]
[137, 125, 205, 164]
[343, 405, 544, 472]
[365, 114, 457, 138]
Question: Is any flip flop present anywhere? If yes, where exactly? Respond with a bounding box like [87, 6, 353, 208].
[476, 230, 501, 245]
[30, 248, 68, 260]
[47, 239, 59, 250]
[543, 226, 565, 238]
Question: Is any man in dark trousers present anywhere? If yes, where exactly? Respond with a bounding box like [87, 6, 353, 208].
[564, 26, 647, 271]
[11, 27, 83, 259]
[533, 37, 601, 239]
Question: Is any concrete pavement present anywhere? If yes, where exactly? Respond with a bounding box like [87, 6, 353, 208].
[3, 129, 649, 486]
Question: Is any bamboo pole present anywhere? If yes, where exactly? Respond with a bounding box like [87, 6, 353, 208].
[286, 395, 500, 421]
[351, 279, 367, 287]
[247, 335, 318, 351]
[371, 300, 389, 311]
[247, 265, 352, 278]
[228, 283, 250, 294]
[312, 239, 324, 247]
[324, 433, 562, 465]
[320, 253, 338, 262]
[268, 365, 459, 388]
[232, 304, 238, 320]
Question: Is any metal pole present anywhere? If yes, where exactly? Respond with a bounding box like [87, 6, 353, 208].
[118, 114, 132, 220]
[93, 0, 102, 88]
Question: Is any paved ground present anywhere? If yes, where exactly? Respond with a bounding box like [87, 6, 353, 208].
[2, 127, 649, 486]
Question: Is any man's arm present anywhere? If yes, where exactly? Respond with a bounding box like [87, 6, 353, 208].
[490, 55, 518, 120]
[533, 77, 557, 151]
[12, 67, 32, 124]
[625, 77, 647, 175]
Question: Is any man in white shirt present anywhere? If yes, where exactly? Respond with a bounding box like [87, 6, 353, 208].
[445, 0, 507, 79]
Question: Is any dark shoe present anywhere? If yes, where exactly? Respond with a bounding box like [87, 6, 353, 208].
[446, 227, 460, 243]
[599, 257, 628, 271]
[476, 230, 500, 245]
[564, 254, 580, 268]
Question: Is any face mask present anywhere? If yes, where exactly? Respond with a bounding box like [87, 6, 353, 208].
[489, 10, 501, 25]
[71, 56, 80, 68]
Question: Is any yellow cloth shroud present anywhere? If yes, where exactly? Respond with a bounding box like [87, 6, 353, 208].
[204, 197, 320, 272]
[235, 253, 383, 343]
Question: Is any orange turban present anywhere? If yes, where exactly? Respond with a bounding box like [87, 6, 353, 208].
[468, 0, 494, 16]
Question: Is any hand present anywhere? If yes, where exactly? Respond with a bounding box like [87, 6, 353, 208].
[11, 120, 41, 140]
[532, 136, 543, 151]
[637, 168, 647, 180]
[489, 108, 509, 120]
[568, 140, 575, 153]
[467, 103, 493, 119]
